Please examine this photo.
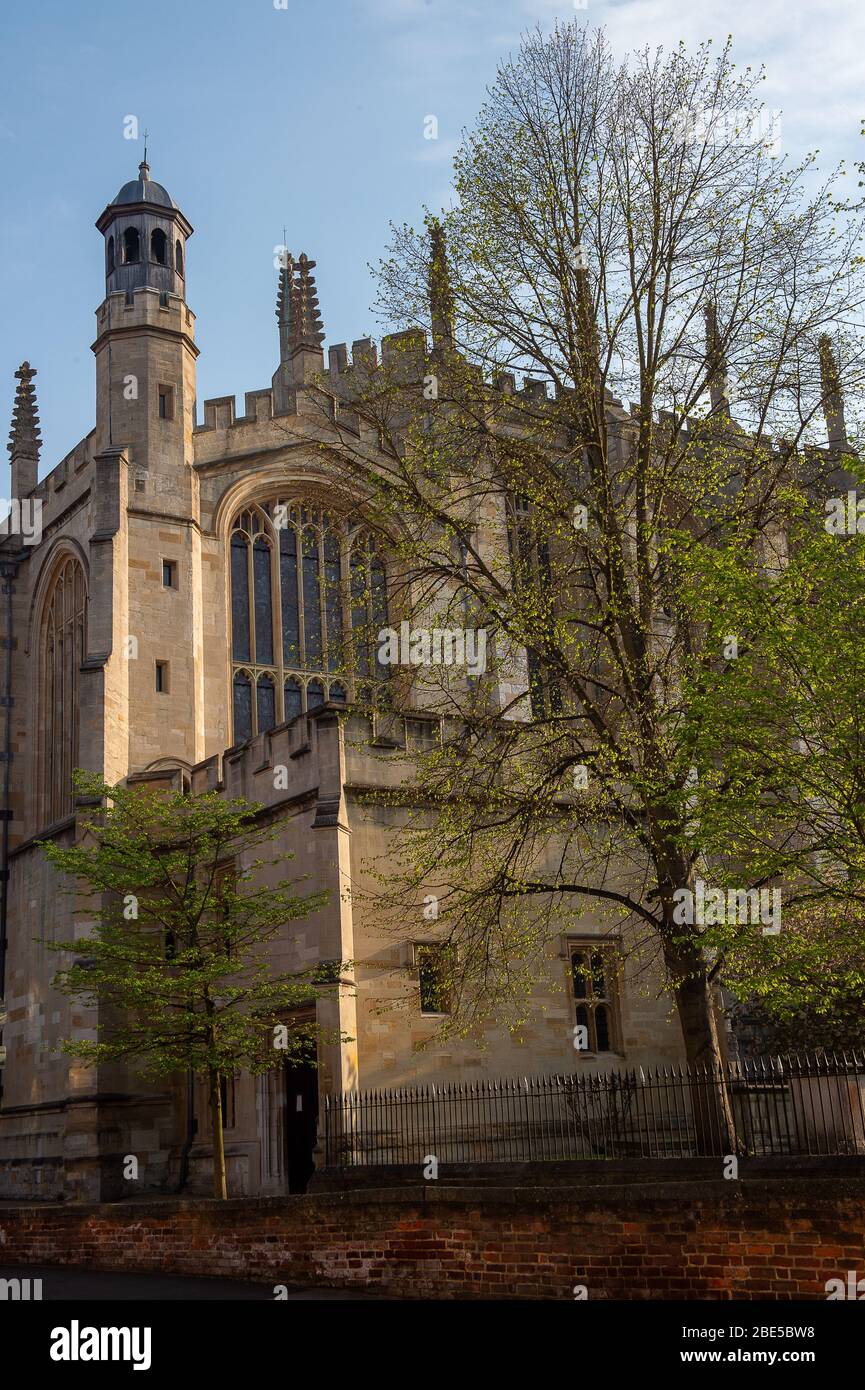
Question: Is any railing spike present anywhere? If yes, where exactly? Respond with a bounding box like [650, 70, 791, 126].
[322, 1050, 859, 1171]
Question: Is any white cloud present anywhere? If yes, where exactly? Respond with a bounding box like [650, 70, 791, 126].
[368, 0, 862, 174]
[519, 0, 863, 167]
[409, 137, 460, 164]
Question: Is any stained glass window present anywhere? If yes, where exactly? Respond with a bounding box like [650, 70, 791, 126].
[253, 537, 274, 666]
[350, 550, 370, 678]
[324, 530, 342, 672]
[231, 533, 250, 662]
[301, 527, 322, 669]
[284, 677, 302, 721]
[256, 673, 276, 733]
[280, 525, 299, 667]
[39, 556, 87, 827]
[229, 499, 389, 742]
[233, 671, 252, 743]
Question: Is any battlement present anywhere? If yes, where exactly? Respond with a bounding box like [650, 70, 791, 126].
[192, 344, 381, 439]
[189, 324, 805, 460]
[28, 428, 95, 511]
[188, 703, 443, 809]
[192, 331, 567, 441]
[195, 389, 275, 433]
[192, 382, 361, 442]
[654, 406, 791, 455]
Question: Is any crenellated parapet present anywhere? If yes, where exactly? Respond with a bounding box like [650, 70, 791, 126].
[195, 389, 275, 433]
[187, 703, 444, 814]
[0, 424, 95, 557]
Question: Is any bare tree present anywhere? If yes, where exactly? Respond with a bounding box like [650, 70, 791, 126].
[283, 24, 865, 1074]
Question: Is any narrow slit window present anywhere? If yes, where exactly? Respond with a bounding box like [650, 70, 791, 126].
[158, 385, 175, 421]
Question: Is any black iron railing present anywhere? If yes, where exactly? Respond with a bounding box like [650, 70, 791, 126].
[324, 1052, 865, 1166]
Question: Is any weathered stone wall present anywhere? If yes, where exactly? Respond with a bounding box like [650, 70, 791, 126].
[341, 713, 685, 1087]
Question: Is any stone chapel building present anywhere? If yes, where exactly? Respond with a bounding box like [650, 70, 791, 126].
[0, 162, 688, 1202]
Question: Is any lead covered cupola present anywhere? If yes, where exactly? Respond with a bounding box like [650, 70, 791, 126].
[96, 159, 193, 300]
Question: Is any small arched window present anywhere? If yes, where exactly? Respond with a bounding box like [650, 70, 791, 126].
[106, 236, 115, 274]
[175, 239, 184, 275]
[123, 227, 140, 264]
[151, 228, 167, 265]
[229, 500, 389, 742]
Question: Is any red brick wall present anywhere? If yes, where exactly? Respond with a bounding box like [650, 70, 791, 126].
[1, 1180, 862, 1299]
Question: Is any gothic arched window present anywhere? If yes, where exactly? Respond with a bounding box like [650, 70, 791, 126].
[123, 227, 140, 264]
[39, 555, 87, 826]
[151, 228, 167, 265]
[106, 236, 115, 274]
[229, 500, 389, 743]
[175, 239, 184, 275]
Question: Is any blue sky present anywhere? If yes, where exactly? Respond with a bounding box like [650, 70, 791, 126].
[2, 0, 863, 476]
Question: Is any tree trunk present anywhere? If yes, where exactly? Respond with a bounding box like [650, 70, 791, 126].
[208, 1067, 227, 1200]
[664, 936, 739, 1156]
[671, 960, 725, 1068]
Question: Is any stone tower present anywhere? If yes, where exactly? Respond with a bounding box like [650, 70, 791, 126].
[92, 161, 204, 773]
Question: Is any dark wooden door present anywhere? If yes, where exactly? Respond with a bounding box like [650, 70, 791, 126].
[283, 1050, 318, 1193]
